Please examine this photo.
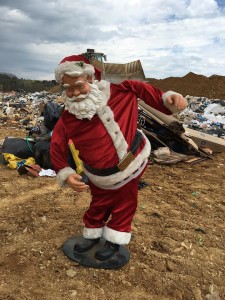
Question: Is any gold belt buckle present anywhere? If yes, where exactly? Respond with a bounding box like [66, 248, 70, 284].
[117, 152, 135, 171]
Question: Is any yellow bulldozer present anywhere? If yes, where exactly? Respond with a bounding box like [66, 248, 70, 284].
[81, 49, 146, 83]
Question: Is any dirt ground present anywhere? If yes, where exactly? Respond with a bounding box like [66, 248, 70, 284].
[1, 127, 225, 300]
[1, 73, 225, 300]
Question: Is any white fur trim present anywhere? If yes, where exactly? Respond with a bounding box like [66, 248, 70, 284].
[103, 226, 131, 245]
[96, 80, 129, 160]
[97, 106, 128, 160]
[111, 158, 148, 189]
[56, 167, 76, 187]
[55, 61, 95, 83]
[83, 132, 151, 189]
[83, 227, 104, 239]
[95, 80, 111, 106]
[162, 90, 187, 114]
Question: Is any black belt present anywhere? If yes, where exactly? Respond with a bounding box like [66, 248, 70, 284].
[83, 130, 143, 176]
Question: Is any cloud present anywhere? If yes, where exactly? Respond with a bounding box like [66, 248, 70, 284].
[0, 0, 224, 80]
[186, 0, 219, 17]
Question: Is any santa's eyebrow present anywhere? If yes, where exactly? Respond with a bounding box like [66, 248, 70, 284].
[62, 83, 70, 87]
[62, 80, 84, 88]
[73, 80, 84, 86]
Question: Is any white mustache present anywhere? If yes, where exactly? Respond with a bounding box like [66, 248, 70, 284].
[68, 93, 89, 101]
[63, 82, 102, 120]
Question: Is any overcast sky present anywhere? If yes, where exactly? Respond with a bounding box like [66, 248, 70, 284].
[0, 0, 225, 80]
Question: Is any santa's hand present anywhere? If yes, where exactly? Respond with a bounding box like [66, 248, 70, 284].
[66, 173, 89, 192]
[166, 94, 187, 110]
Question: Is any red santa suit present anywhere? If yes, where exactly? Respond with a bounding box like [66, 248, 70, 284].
[50, 79, 176, 245]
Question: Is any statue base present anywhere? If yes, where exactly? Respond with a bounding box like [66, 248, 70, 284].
[62, 236, 130, 269]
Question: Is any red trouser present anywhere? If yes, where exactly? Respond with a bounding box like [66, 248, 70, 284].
[83, 172, 143, 233]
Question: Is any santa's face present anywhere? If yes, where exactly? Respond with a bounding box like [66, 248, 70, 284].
[62, 74, 91, 101]
[62, 74, 102, 120]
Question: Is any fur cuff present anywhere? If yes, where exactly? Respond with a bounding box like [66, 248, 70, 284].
[162, 90, 187, 114]
[56, 167, 76, 187]
[83, 227, 104, 239]
[103, 226, 131, 245]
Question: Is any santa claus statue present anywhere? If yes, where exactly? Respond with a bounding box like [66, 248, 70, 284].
[50, 54, 187, 264]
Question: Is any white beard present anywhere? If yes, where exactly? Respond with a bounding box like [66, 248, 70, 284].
[63, 82, 102, 120]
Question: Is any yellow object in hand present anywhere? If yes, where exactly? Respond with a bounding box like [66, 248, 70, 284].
[68, 139, 83, 175]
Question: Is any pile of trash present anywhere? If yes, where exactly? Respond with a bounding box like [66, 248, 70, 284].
[1, 91, 224, 138]
[0, 94, 65, 177]
[0, 90, 63, 129]
[179, 95, 225, 139]
[1, 91, 225, 174]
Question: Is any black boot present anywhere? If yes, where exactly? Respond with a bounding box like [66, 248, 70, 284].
[95, 241, 120, 261]
[74, 237, 100, 252]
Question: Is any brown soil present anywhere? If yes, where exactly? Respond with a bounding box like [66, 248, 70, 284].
[147, 72, 225, 100]
[1, 75, 225, 300]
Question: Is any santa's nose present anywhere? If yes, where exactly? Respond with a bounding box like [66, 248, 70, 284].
[73, 89, 81, 96]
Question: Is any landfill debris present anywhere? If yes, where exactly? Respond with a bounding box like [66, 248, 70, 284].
[1, 91, 224, 139]
[138, 180, 149, 190]
[179, 96, 225, 138]
[1, 91, 225, 170]
[196, 235, 204, 246]
[39, 169, 56, 177]
[195, 228, 207, 234]
[184, 128, 225, 152]
[0, 90, 62, 129]
[138, 100, 212, 164]
[192, 191, 201, 197]
[3, 154, 35, 169]
[153, 147, 170, 159]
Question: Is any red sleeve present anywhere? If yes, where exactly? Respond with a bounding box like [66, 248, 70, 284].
[118, 80, 171, 115]
[50, 118, 70, 173]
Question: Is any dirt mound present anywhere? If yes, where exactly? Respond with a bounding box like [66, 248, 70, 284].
[147, 72, 225, 99]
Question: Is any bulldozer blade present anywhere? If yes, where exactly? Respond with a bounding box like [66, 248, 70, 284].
[91, 58, 146, 83]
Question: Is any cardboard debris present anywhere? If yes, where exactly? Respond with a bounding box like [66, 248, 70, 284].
[138, 100, 212, 160]
[138, 100, 212, 163]
[184, 128, 225, 153]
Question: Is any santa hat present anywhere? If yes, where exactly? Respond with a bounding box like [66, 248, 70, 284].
[55, 54, 102, 83]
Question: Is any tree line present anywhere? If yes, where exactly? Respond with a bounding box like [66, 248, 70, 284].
[0, 73, 58, 93]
